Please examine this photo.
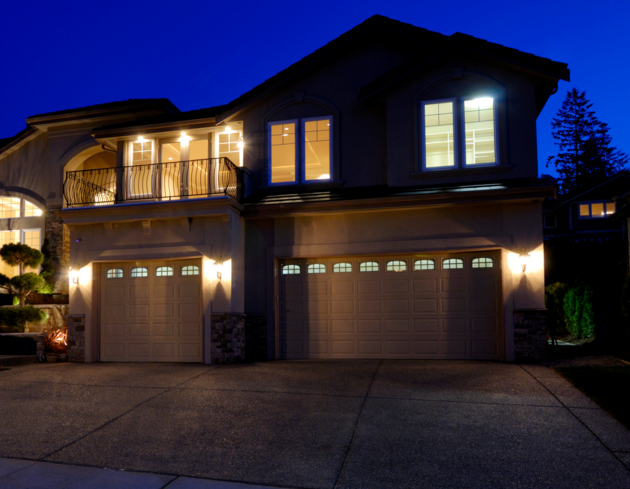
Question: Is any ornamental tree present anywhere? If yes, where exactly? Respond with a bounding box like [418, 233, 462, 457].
[0, 243, 45, 306]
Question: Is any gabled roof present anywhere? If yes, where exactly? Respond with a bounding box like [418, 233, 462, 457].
[545, 171, 630, 211]
[0, 126, 36, 153]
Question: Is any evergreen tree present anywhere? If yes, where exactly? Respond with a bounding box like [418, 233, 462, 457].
[546, 88, 628, 195]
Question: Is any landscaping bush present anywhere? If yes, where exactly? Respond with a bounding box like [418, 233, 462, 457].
[545, 282, 569, 336]
[38, 238, 55, 294]
[564, 284, 596, 339]
[0, 306, 49, 332]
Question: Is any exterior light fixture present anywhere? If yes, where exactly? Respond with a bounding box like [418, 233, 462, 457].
[215, 256, 223, 280]
[519, 251, 530, 274]
[179, 132, 191, 143]
[237, 137, 244, 150]
[224, 126, 231, 134]
[138, 136, 145, 142]
[69, 267, 79, 285]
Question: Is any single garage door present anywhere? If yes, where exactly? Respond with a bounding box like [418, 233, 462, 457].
[279, 252, 501, 359]
[100, 258, 203, 362]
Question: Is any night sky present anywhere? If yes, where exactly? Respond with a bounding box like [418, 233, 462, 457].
[2, 0, 628, 178]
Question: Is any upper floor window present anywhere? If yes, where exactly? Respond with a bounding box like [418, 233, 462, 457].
[422, 97, 497, 170]
[269, 117, 331, 185]
[579, 202, 615, 219]
[0, 197, 42, 219]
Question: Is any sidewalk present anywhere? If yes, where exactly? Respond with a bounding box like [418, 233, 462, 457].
[0, 457, 288, 489]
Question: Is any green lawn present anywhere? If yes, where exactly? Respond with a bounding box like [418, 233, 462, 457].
[554, 367, 630, 430]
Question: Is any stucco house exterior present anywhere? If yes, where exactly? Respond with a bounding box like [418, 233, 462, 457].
[0, 15, 569, 363]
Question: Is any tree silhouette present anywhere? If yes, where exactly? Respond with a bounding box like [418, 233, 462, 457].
[546, 88, 628, 195]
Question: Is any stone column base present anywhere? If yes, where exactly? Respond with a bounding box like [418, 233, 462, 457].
[66, 315, 85, 362]
[514, 309, 548, 361]
[211, 313, 245, 363]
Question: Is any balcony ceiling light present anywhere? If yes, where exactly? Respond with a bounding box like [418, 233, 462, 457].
[138, 136, 145, 142]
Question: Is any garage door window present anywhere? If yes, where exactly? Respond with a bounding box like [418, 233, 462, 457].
[106, 268, 123, 278]
[131, 267, 148, 277]
[333, 263, 352, 273]
[307, 264, 326, 274]
[282, 264, 301, 275]
[156, 266, 174, 277]
[472, 257, 493, 268]
[414, 259, 435, 271]
[386, 260, 407, 272]
[182, 265, 200, 276]
[443, 258, 464, 270]
[359, 261, 379, 272]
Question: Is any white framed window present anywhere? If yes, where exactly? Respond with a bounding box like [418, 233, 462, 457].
[282, 264, 301, 275]
[23, 201, 43, 217]
[131, 267, 148, 278]
[579, 202, 616, 219]
[156, 266, 174, 277]
[333, 263, 352, 273]
[107, 268, 123, 279]
[182, 265, 200, 276]
[421, 96, 498, 170]
[359, 261, 379, 272]
[544, 214, 557, 229]
[414, 259, 435, 271]
[0, 231, 19, 277]
[307, 264, 326, 274]
[127, 139, 155, 198]
[218, 128, 242, 167]
[0, 197, 21, 218]
[472, 257, 493, 269]
[386, 260, 407, 272]
[443, 258, 464, 270]
[269, 117, 332, 185]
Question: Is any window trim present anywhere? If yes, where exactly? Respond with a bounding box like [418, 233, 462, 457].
[268, 119, 299, 187]
[301, 116, 333, 184]
[543, 214, 557, 229]
[421, 98, 458, 172]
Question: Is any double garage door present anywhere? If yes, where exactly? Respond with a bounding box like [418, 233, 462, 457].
[100, 259, 203, 362]
[279, 252, 501, 360]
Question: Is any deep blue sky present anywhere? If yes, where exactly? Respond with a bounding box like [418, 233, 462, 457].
[2, 0, 628, 178]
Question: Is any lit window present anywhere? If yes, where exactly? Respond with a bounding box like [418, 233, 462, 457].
[282, 264, 300, 275]
[0, 231, 19, 277]
[423, 101, 455, 169]
[443, 258, 464, 270]
[156, 266, 173, 277]
[270, 122, 296, 184]
[333, 263, 352, 273]
[218, 131, 242, 167]
[24, 201, 43, 217]
[182, 265, 200, 276]
[359, 261, 379, 272]
[130, 140, 153, 197]
[22, 230, 40, 249]
[0, 197, 20, 218]
[464, 98, 496, 165]
[414, 259, 435, 271]
[107, 269, 123, 279]
[269, 117, 332, 185]
[591, 203, 604, 217]
[131, 267, 148, 278]
[307, 264, 326, 274]
[472, 257, 493, 269]
[386, 260, 407, 272]
[579, 202, 616, 219]
[579, 204, 590, 217]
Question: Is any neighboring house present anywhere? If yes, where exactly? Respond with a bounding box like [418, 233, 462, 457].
[0, 15, 569, 363]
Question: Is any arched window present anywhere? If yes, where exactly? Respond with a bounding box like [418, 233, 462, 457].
[182, 265, 200, 276]
[359, 261, 379, 272]
[307, 264, 326, 274]
[414, 259, 435, 271]
[156, 266, 174, 277]
[472, 257, 493, 269]
[386, 260, 407, 272]
[107, 268, 123, 279]
[443, 258, 464, 270]
[333, 263, 352, 273]
[24, 201, 43, 217]
[282, 264, 301, 275]
[131, 267, 148, 278]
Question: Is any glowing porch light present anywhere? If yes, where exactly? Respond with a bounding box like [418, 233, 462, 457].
[518, 252, 530, 274]
[138, 136, 145, 142]
[179, 132, 191, 143]
[69, 268, 79, 285]
[224, 126, 231, 134]
[237, 137, 244, 149]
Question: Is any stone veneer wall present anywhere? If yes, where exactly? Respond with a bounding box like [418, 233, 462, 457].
[244, 314, 267, 362]
[210, 313, 245, 363]
[45, 209, 70, 294]
[514, 309, 548, 361]
[24, 304, 69, 333]
[66, 314, 85, 362]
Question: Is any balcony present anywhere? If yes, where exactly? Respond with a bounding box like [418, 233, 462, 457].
[63, 158, 244, 208]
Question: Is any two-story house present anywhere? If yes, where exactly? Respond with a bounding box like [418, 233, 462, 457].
[0, 15, 569, 363]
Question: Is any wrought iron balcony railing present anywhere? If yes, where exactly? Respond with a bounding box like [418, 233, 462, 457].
[63, 157, 243, 208]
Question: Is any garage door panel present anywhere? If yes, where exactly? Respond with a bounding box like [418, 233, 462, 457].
[306, 320, 328, 334]
[279, 252, 500, 360]
[100, 259, 202, 362]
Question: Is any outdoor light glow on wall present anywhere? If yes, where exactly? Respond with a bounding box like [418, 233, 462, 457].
[237, 137, 244, 149]
[179, 132, 191, 143]
[519, 252, 531, 274]
[138, 136, 145, 142]
[215, 257, 223, 280]
[69, 267, 79, 285]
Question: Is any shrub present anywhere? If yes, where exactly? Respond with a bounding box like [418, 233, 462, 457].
[0, 273, 46, 306]
[39, 238, 55, 294]
[0, 306, 49, 332]
[564, 284, 596, 339]
[545, 282, 569, 336]
[0, 243, 43, 269]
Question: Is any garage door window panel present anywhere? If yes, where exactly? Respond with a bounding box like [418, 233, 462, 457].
[182, 265, 200, 276]
[359, 261, 379, 272]
[107, 268, 124, 278]
[282, 264, 301, 275]
[156, 266, 174, 277]
[443, 259, 464, 270]
[307, 264, 326, 274]
[386, 260, 407, 272]
[131, 267, 148, 277]
[414, 259, 435, 271]
[333, 263, 352, 273]
[472, 257, 493, 269]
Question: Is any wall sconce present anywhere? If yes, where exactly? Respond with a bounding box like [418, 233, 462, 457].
[519, 251, 530, 274]
[138, 136, 145, 142]
[215, 257, 223, 280]
[179, 132, 191, 143]
[69, 267, 79, 285]
[237, 136, 244, 149]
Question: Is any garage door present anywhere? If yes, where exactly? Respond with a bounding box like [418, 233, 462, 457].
[100, 259, 203, 362]
[279, 252, 501, 359]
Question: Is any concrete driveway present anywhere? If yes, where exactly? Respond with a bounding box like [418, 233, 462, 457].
[0, 360, 629, 488]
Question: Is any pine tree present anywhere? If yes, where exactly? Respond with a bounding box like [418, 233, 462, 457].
[546, 88, 628, 195]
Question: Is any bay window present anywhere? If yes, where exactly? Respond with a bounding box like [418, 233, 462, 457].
[269, 117, 332, 185]
[422, 96, 498, 170]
